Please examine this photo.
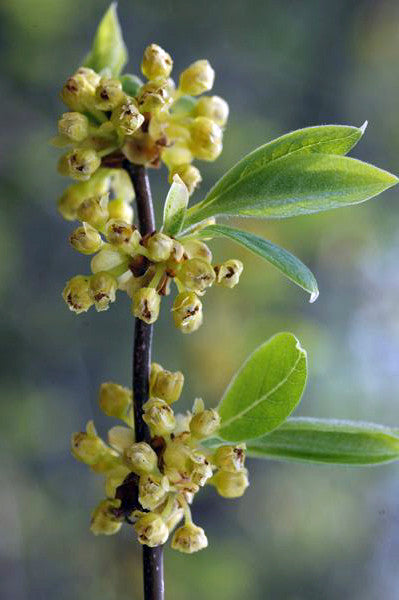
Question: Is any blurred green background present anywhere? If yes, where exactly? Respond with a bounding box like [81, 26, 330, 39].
[1, 0, 399, 598]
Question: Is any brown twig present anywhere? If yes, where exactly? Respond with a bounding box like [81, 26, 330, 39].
[123, 161, 164, 600]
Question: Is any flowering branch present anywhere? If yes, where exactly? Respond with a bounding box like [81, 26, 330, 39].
[53, 5, 399, 600]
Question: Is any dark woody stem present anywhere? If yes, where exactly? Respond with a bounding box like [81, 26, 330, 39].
[123, 161, 165, 600]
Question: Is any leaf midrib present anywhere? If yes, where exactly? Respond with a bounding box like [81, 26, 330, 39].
[202, 129, 360, 208]
[219, 349, 304, 431]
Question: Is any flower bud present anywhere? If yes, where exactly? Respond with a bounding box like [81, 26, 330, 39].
[90, 499, 123, 536]
[90, 271, 117, 311]
[141, 44, 173, 80]
[60, 67, 100, 111]
[171, 522, 208, 554]
[136, 78, 170, 113]
[144, 233, 174, 262]
[172, 292, 203, 334]
[57, 171, 111, 221]
[66, 148, 101, 181]
[143, 399, 176, 435]
[124, 442, 158, 474]
[183, 240, 212, 263]
[190, 409, 221, 439]
[191, 454, 213, 486]
[95, 78, 124, 110]
[161, 143, 193, 170]
[108, 426, 135, 453]
[177, 258, 216, 292]
[76, 194, 109, 228]
[71, 420, 108, 465]
[111, 100, 145, 136]
[138, 474, 169, 511]
[69, 222, 103, 255]
[90, 245, 128, 275]
[163, 437, 191, 476]
[212, 469, 249, 498]
[108, 199, 134, 223]
[105, 219, 141, 253]
[99, 382, 133, 419]
[58, 112, 89, 142]
[194, 95, 229, 127]
[171, 164, 202, 195]
[190, 117, 223, 161]
[150, 368, 184, 404]
[132, 288, 161, 324]
[179, 60, 215, 96]
[134, 513, 169, 547]
[213, 445, 245, 472]
[63, 275, 93, 314]
[214, 259, 243, 288]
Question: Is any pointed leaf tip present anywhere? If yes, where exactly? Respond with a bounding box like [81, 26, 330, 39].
[196, 224, 319, 301]
[83, 3, 128, 76]
[359, 120, 368, 135]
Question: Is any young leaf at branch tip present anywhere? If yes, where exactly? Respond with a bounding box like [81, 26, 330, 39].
[245, 418, 399, 465]
[83, 3, 128, 77]
[217, 333, 307, 442]
[196, 224, 319, 302]
[162, 175, 189, 236]
[183, 123, 398, 227]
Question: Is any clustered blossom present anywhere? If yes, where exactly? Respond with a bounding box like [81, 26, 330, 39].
[71, 364, 249, 552]
[54, 43, 228, 194]
[56, 45, 241, 332]
[60, 170, 243, 332]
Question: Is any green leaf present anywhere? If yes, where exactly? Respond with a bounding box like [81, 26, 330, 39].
[246, 418, 399, 465]
[196, 224, 319, 302]
[83, 3, 128, 77]
[217, 333, 307, 442]
[183, 124, 398, 227]
[119, 74, 143, 97]
[162, 175, 189, 236]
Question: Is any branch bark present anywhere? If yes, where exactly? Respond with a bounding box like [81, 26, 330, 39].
[123, 161, 165, 600]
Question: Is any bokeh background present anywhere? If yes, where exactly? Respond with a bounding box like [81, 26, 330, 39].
[1, 0, 399, 598]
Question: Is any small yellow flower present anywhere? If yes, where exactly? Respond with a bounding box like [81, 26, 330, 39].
[150, 366, 184, 404]
[66, 148, 101, 181]
[99, 382, 132, 420]
[141, 44, 173, 80]
[172, 292, 203, 334]
[63, 275, 93, 314]
[132, 288, 161, 324]
[58, 112, 89, 142]
[95, 78, 125, 110]
[90, 499, 123, 536]
[143, 399, 176, 435]
[171, 522, 208, 554]
[138, 473, 169, 511]
[69, 223, 103, 255]
[214, 259, 243, 288]
[177, 258, 216, 293]
[189, 409, 221, 439]
[134, 512, 169, 547]
[178, 59, 215, 96]
[212, 469, 249, 498]
[71, 420, 108, 465]
[124, 442, 158, 474]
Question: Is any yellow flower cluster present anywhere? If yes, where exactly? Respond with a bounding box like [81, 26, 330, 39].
[54, 44, 228, 195]
[71, 365, 249, 552]
[61, 173, 243, 332]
